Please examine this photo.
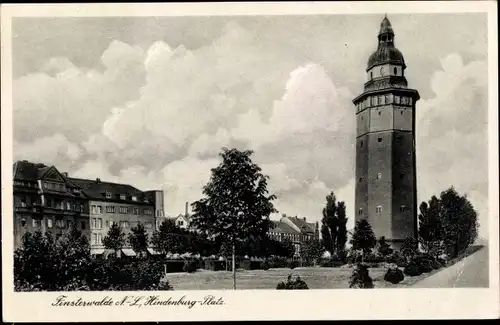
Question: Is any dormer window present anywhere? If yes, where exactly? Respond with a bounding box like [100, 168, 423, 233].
[120, 194, 126, 200]
[131, 196, 137, 201]
[105, 192, 112, 199]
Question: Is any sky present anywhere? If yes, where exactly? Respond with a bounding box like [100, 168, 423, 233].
[11, 13, 489, 238]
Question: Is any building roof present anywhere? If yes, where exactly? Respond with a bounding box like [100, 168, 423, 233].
[286, 216, 316, 233]
[69, 177, 151, 203]
[269, 220, 298, 234]
[13, 160, 47, 181]
[367, 16, 405, 70]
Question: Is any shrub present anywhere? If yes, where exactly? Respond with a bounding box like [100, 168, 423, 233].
[276, 274, 309, 290]
[386, 251, 407, 267]
[403, 263, 422, 277]
[183, 259, 198, 273]
[319, 259, 334, 267]
[346, 249, 362, 265]
[383, 267, 405, 284]
[262, 261, 270, 270]
[288, 260, 299, 269]
[349, 263, 374, 288]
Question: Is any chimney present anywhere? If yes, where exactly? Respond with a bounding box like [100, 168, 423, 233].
[62, 172, 68, 177]
[185, 202, 189, 216]
[303, 217, 306, 221]
[96, 178, 101, 183]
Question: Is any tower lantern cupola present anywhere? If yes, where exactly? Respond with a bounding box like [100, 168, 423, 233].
[367, 15, 405, 72]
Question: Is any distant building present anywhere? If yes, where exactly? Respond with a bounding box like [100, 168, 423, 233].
[267, 215, 319, 256]
[144, 190, 166, 231]
[69, 177, 161, 257]
[13, 161, 90, 250]
[170, 202, 192, 230]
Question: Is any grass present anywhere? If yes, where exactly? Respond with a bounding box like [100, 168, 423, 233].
[163, 266, 401, 290]
[163, 246, 486, 290]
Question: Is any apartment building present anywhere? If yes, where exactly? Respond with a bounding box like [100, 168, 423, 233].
[69, 177, 163, 257]
[13, 161, 90, 250]
[267, 215, 319, 256]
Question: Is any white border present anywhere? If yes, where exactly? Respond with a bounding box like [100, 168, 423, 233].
[1, 1, 499, 321]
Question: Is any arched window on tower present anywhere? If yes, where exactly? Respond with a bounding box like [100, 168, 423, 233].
[358, 208, 363, 216]
[370, 71, 373, 80]
[376, 205, 382, 214]
[394, 67, 398, 75]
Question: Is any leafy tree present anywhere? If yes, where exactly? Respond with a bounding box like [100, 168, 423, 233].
[103, 223, 126, 255]
[377, 236, 393, 257]
[350, 219, 377, 259]
[128, 222, 149, 257]
[191, 148, 277, 289]
[418, 196, 443, 256]
[400, 237, 419, 262]
[336, 201, 348, 258]
[439, 187, 479, 258]
[151, 219, 187, 255]
[320, 192, 337, 255]
[53, 223, 91, 290]
[281, 238, 295, 259]
[300, 238, 325, 265]
[14, 231, 56, 290]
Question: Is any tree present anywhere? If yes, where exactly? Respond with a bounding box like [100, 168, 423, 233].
[400, 237, 418, 262]
[190, 148, 277, 289]
[281, 238, 295, 259]
[103, 223, 126, 256]
[377, 236, 393, 257]
[439, 187, 479, 258]
[53, 223, 91, 290]
[320, 192, 337, 255]
[336, 201, 348, 259]
[350, 219, 376, 259]
[300, 238, 325, 265]
[151, 219, 187, 255]
[418, 196, 443, 256]
[14, 231, 56, 290]
[128, 222, 149, 257]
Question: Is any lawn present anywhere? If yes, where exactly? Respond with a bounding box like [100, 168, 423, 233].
[163, 266, 397, 290]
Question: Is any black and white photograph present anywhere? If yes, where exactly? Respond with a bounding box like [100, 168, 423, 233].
[1, 1, 498, 322]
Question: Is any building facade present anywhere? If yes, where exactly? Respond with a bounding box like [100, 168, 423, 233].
[352, 16, 420, 248]
[69, 177, 161, 256]
[144, 190, 167, 230]
[13, 161, 90, 250]
[267, 215, 319, 256]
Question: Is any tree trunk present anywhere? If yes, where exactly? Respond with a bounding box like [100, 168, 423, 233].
[232, 243, 236, 290]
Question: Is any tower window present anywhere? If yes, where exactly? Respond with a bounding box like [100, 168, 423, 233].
[358, 208, 363, 216]
[409, 98, 413, 105]
[394, 67, 397, 75]
[360, 140, 363, 147]
[385, 94, 390, 103]
[378, 111, 382, 116]
[400, 173, 405, 179]
[376, 205, 382, 214]
[358, 177, 363, 183]
[378, 137, 382, 142]
[401, 110, 404, 115]
[400, 205, 407, 213]
[377, 173, 382, 180]
[370, 71, 373, 80]
[395, 96, 400, 104]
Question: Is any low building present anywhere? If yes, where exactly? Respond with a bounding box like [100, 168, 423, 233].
[69, 177, 162, 257]
[13, 161, 90, 250]
[267, 215, 320, 256]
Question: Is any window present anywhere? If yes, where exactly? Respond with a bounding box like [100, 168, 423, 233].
[47, 218, 53, 228]
[32, 219, 40, 228]
[377, 173, 382, 180]
[400, 205, 407, 213]
[144, 209, 153, 215]
[97, 218, 102, 229]
[81, 221, 86, 230]
[378, 111, 381, 116]
[394, 67, 397, 75]
[379, 96, 384, 105]
[376, 205, 383, 214]
[91, 205, 97, 214]
[400, 173, 405, 179]
[106, 206, 115, 213]
[56, 219, 65, 228]
[120, 194, 126, 200]
[145, 222, 153, 229]
[91, 218, 96, 229]
[119, 206, 127, 214]
[97, 206, 103, 214]
[373, 96, 378, 105]
[385, 94, 390, 103]
[66, 202, 71, 210]
[105, 220, 109, 228]
[401, 110, 404, 115]
[97, 233, 103, 245]
[409, 98, 413, 105]
[378, 137, 382, 143]
[134, 208, 140, 215]
[21, 218, 27, 227]
[358, 208, 363, 216]
[360, 140, 363, 147]
[358, 177, 363, 183]
[370, 71, 373, 80]
[395, 95, 400, 104]
[80, 205, 84, 213]
[105, 192, 112, 199]
[92, 234, 97, 245]
[361, 115, 363, 121]
[120, 221, 130, 229]
[131, 196, 137, 201]
[179, 220, 184, 226]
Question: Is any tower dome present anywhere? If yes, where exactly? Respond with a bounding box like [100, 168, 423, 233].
[366, 16, 406, 70]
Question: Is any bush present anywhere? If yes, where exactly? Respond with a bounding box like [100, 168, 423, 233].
[183, 259, 198, 273]
[403, 263, 422, 277]
[403, 254, 434, 277]
[346, 249, 362, 265]
[383, 267, 405, 284]
[262, 261, 270, 270]
[386, 251, 407, 267]
[288, 260, 299, 269]
[276, 274, 309, 290]
[349, 263, 374, 288]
